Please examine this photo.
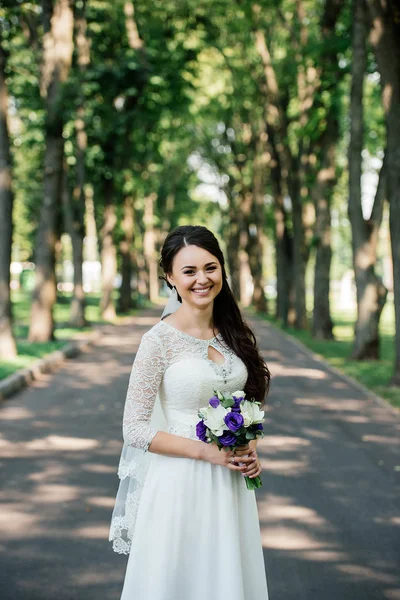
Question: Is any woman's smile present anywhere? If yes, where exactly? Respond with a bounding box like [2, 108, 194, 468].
[191, 286, 213, 296]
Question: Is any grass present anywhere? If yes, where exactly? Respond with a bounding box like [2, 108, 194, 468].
[251, 300, 399, 411]
[0, 290, 143, 381]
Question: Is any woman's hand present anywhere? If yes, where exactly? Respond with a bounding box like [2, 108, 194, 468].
[239, 447, 262, 479]
[203, 443, 255, 473]
[204, 443, 261, 475]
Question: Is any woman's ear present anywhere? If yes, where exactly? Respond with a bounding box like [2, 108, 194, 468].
[166, 275, 174, 287]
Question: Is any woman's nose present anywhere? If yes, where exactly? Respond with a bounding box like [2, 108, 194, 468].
[196, 271, 210, 284]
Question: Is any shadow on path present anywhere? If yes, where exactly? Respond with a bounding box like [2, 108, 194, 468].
[0, 310, 399, 600]
[249, 315, 400, 600]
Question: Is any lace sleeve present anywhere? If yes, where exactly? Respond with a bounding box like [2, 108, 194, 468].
[122, 331, 167, 451]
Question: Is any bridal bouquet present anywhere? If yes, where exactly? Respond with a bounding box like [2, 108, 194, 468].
[196, 390, 265, 491]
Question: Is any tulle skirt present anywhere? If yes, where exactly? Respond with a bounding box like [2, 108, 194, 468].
[120, 452, 269, 600]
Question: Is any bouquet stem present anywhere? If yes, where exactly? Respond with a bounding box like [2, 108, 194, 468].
[244, 475, 263, 490]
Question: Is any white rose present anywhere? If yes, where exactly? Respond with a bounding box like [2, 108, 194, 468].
[232, 390, 245, 399]
[203, 404, 231, 436]
[241, 400, 264, 426]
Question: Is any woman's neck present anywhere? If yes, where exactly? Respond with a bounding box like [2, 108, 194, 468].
[172, 304, 215, 334]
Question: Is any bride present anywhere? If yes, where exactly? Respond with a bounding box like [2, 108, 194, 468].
[110, 225, 270, 599]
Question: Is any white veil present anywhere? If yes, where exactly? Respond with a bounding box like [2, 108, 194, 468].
[109, 285, 181, 554]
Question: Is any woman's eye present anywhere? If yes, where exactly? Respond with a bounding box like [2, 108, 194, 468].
[183, 267, 216, 275]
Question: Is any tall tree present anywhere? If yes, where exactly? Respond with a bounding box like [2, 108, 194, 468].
[312, 0, 346, 339]
[348, 0, 387, 359]
[28, 0, 74, 341]
[0, 22, 17, 359]
[365, 0, 400, 381]
[67, 0, 90, 327]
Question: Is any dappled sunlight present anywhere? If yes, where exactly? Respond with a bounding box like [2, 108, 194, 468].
[262, 525, 328, 550]
[270, 363, 328, 379]
[362, 434, 400, 446]
[262, 458, 309, 475]
[0, 406, 34, 420]
[1, 311, 398, 599]
[264, 435, 311, 449]
[302, 427, 331, 439]
[73, 524, 110, 539]
[32, 483, 80, 504]
[28, 463, 67, 481]
[81, 463, 115, 474]
[0, 435, 99, 457]
[87, 495, 115, 508]
[0, 505, 40, 539]
[336, 564, 398, 585]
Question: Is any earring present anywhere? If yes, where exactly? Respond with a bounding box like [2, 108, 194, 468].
[172, 286, 177, 296]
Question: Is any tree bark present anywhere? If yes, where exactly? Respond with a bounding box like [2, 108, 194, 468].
[312, 120, 336, 339]
[254, 17, 307, 328]
[143, 193, 159, 303]
[312, 0, 346, 339]
[226, 201, 241, 300]
[118, 196, 135, 313]
[29, 0, 74, 341]
[0, 27, 17, 359]
[365, 0, 400, 381]
[67, 0, 90, 327]
[248, 129, 268, 312]
[61, 165, 86, 327]
[100, 178, 117, 320]
[270, 147, 295, 326]
[348, 0, 388, 359]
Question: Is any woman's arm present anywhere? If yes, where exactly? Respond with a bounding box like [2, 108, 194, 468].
[123, 331, 206, 460]
[148, 431, 206, 460]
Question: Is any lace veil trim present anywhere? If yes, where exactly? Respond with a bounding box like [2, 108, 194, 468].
[109, 289, 180, 554]
[109, 391, 169, 554]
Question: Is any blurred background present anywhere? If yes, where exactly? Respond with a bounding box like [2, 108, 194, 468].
[0, 0, 399, 409]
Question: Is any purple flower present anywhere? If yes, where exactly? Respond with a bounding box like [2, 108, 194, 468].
[224, 412, 244, 432]
[196, 420, 208, 442]
[231, 397, 243, 412]
[251, 423, 264, 431]
[209, 395, 220, 408]
[218, 430, 237, 446]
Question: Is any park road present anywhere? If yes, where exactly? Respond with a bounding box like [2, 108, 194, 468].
[0, 309, 399, 600]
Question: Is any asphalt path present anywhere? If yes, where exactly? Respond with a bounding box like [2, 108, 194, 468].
[0, 310, 399, 600]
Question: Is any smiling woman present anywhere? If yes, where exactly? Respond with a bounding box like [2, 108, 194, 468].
[109, 225, 270, 600]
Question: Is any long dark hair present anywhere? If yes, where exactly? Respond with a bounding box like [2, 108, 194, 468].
[159, 225, 270, 406]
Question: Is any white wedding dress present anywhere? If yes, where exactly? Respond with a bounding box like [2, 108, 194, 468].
[110, 319, 269, 600]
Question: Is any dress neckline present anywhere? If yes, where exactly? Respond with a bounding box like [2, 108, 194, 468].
[160, 319, 221, 343]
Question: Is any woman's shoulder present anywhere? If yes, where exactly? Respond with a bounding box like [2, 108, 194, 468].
[141, 321, 170, 348]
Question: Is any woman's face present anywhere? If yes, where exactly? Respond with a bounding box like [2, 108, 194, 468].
[167, 245, 223, 309]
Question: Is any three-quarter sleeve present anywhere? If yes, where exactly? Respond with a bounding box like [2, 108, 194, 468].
[122, 331, 166, 451]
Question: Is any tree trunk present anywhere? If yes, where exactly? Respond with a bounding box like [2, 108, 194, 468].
[270, 156, 295, 326]
[118, 196, 135, 313]
[100, 178, 117, 320]
[29, 0, 74, 342]
[290, 176, 308, 329]
[248, 130, 268, 312]
[365, 0, 400, 381]
[0, 29, 17, 359]
[143, 193, 159, 303]
[61, 166, 86, 327]
[312, 0, 346, 339]
[66, 0, 90, 327]
[348, 0, 388, 359]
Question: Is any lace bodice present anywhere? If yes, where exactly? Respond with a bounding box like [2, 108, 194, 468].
[122, 320, 248, 451]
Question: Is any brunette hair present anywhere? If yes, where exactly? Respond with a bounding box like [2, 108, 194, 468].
[159, 225, 270, 405]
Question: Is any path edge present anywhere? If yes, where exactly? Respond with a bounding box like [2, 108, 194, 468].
[248, 313, 400, 420]
[0, 331, 102, 404]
